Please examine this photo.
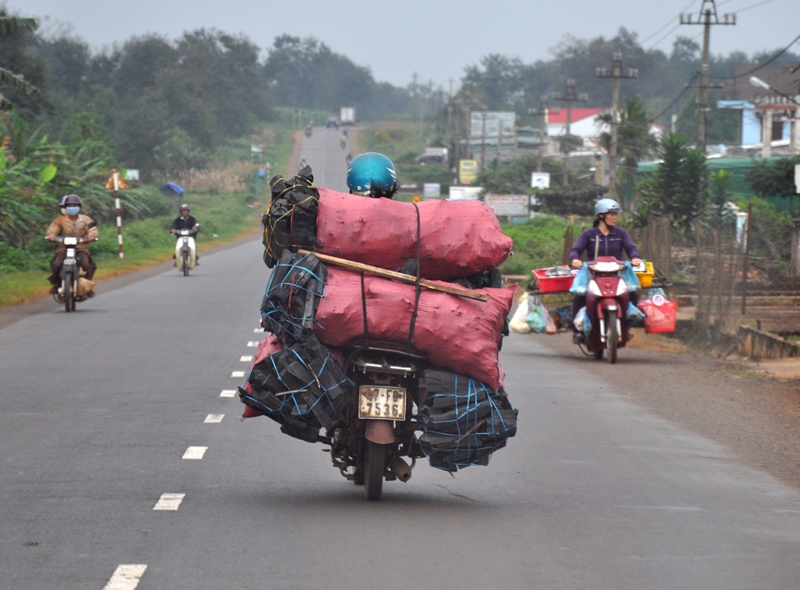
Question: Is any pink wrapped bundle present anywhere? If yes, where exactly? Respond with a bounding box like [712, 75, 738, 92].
[313, 267, 515, 389]
[315, 187, 512, 280]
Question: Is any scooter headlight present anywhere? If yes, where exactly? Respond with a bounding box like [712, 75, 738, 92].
[588, 280, 602, 297]
[616, 279, 628, 295]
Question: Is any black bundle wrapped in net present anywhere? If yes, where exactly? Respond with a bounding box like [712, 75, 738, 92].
[262, 166, 320, 268]
[418, 369, 517, 472]
[261, 251, 327, 346]
[239, 334, 350, 443]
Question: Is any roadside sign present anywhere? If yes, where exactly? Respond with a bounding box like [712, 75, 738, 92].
[105, 169, 130, 190]
[531, 172, 550, 189]
[449, 186, 483, 201]
[251, 144, 265, 153]
[484, 194, 529, 217]
[423, 183, 441, 198]
[124, 169, 139, 182]
[459, 159, 479, 185]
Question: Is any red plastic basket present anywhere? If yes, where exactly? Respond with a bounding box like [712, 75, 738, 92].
[639, 299, 678, 334]
[532, 267, 574, 293]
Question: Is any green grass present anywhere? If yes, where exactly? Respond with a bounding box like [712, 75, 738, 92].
[499, 216, 572, 275]
[0, 119, 295, 308]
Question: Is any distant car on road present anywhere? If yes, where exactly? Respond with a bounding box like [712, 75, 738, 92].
[326, 117, 339, 129]
[415, 147, 448, 165]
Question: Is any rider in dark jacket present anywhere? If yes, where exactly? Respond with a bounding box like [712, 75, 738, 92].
[569, 198, 641, 343]
[170, 203, 200, 261]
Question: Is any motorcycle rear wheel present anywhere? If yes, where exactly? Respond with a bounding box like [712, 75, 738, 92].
[606, 314, 618, 364]
[364, 441, 385, 501]
[63, 273, 74, 312]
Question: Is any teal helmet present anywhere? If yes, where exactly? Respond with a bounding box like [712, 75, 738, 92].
[346, 152, 397, 198]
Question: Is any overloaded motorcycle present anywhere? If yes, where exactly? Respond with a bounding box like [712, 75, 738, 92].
[172, 227, 198, 276]
[330, 342, 425, 501]
[51, 235, 94, 312]
[576, 256, 632, 363]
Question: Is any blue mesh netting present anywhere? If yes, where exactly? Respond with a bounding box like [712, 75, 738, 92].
[419, 370, 517, 472]
[260, 251, 327, 345]
[240, 334, 350, 443]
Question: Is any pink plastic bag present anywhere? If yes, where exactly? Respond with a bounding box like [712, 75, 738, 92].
[313, 267, 515, 389]
[315, 187, 512, 280]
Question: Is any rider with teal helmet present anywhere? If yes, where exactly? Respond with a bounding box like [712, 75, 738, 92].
[346, 152, 398, 199]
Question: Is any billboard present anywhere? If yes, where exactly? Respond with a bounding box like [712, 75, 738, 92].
[531, 172, 551, 189]
[484, 194, 529, 217]
[423, 183, 441, 198]
[459, 159, 479, 185]
[449, 186, 483, 201]
[470, 111, 516, 139]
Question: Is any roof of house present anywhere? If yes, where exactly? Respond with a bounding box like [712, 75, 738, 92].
[546, 107, 604, 125]
[722, 65, 800, 104]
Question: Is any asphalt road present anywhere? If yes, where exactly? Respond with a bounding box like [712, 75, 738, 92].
[4, 142, 800, 588]
[296, 126, 350, 191]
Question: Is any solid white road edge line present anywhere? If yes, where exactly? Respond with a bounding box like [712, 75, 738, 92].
[204, 414, 224, 423]
[103, 564, 147, 590]
[182, 446, 208, 460]
[153, 493, 185, 511]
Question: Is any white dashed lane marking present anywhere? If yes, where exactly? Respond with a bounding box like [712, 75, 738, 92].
[153, 493, 185, 511]
[247, 341, 260, 347]
[240, 355, 253, 362]
[254, 328, 264, 333]
[204, 414, 224, 423]
[231, 371, 246, 378]
[220, 389, 237, 398]
[103, 564, 147, 589]
[182, 446, 208, 460]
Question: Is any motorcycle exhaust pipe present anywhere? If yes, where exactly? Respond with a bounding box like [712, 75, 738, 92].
[391, 456, 413, 482]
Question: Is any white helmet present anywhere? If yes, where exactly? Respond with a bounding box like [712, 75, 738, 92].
[595, 198, 621, 216]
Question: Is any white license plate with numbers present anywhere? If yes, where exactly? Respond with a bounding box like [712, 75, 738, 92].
[358, 386, 406, 420]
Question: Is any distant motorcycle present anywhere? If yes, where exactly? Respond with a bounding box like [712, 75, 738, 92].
[340, 135, 347, 149]
[172, 227, 198, 276]
[305, 124, 313, 138]
[345, 153, 353, 165]
[50, 235, 93, 312]
[578, 256, 631, 363]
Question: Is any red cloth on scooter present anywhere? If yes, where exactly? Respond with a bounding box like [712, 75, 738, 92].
[315, 187, 513, 280]
[313, 267, 515, 390]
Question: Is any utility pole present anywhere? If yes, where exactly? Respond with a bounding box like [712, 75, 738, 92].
[528, 96, 549, 172]
[480, 111, 487, 172]
[550, 79, 588, 185]
[596, 52, 638, 204]
[680, 0, 735, 153]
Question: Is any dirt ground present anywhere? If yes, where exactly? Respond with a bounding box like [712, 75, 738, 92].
[536, 329, 800, 490]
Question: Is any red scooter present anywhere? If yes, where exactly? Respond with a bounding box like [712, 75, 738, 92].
[581, 256, 631, 363]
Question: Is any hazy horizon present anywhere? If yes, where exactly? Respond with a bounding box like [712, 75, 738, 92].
[14, 0, 800, 89]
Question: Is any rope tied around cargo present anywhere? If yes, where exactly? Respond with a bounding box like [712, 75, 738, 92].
[359, 271, 370, 347]
[407, 202, 422, 356]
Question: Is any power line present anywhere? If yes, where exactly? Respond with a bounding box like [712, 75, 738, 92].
[731, 0, 778, 13]
[650, 72, 700, 123]
[708, 32, 800, 79]
[640, 0, 698, 45]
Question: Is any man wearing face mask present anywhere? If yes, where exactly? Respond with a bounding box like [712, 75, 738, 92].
[46, 194, 98, 295]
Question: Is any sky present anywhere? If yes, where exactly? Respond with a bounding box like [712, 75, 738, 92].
[14, 0, 800, 89]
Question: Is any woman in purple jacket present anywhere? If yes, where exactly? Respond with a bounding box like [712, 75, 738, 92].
[569, 198, 641, 344]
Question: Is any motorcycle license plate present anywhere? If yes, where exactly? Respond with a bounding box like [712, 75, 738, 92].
[358, 386, 406, 420]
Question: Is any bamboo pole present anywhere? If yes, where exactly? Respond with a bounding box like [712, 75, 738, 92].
[297, 249, 490, 302]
